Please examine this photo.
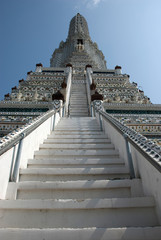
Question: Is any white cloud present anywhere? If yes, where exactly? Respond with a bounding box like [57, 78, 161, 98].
[74, 0, 103, 11]
[93, 0, 101, 5]
[86, 0, 102, 9]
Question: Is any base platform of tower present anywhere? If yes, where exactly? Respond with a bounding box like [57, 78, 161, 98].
[0, 13, 161, 239]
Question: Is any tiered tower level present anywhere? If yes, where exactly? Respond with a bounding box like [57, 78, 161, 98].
[0, 13, 161, 145]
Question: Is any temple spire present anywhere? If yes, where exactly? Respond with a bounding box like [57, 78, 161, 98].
[67, 13, 91, 41]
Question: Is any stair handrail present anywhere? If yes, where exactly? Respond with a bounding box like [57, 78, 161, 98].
[86, 66, 93, 116]
[92, 101, 161, 173]
[0, 100, 64, 156]
[65, 66, 72, 116]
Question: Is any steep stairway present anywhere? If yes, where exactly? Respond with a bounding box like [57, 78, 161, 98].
[0, 117, 161, 239]
[70, 76, 89, 117]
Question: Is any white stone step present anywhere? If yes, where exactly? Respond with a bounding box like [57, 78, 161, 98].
[58, 122, 95, 125]
[71, 93, 86, 95]
[20, 167, 128, 176]
[19, 167, 129, 181]
[54, 128, 101, 132]
[70, 110, 89, 113]
[70, 105, 88, 108]
[70, 107, 88, 109]
[39, 143, 115, 150]
[8, 179, 143, 200]
[70, 109, 88, 111]
[54, 126, 100, 130]
[72, 87, 86, 89]
[70, 94, 87, 96]
[70, 98, 87, 101]
[71, 89, 86, 92]
[27, 157, 125, 168]
[60, 117, 93, 120]
[70, 111, 88, 114]
[70, 96, 87, 98]
[71, 96, 87, 98]
[71, 92, 86, 95]
[70, 100, 87, 102]
[71, 86, 86, 88]
[70, 102, 88, 105]
[70, 106, 88, 108]
[47, 134, 109, 139]
[57, 124, 99, 127]
[70, 114, 89, 117]
[52, 131, 106, 135]
[0, 227, 161, 240]
[70, 101, 87, 103]
[60, 117, 96, 121]
[34, 149, 120, 159]
[54, 125, 100, 129]
[69, 114, 89, 116]
[43, 138, 110, 144]
[0, 197, 158, 228]
[58, 119, 97, 122]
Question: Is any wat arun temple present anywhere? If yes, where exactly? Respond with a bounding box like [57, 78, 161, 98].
[0, 13, 161, 239]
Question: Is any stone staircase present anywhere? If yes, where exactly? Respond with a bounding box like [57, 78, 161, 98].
[70, 78, 89, 117]
[0, 117, 161, 239]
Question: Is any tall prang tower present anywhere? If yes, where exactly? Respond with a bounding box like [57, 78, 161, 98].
[0, 13, 160, 145]
[50, 13, 107, 70]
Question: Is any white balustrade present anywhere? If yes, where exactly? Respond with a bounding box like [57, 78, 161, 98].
[0, 100, 63, 199]
[93, 100, 161, 223]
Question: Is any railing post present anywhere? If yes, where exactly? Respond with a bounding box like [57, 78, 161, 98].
[85, 66, 92, 116]
[60, 103, 63, 117]
[99, 112, 103, 131]
[52, 112, 56, 131]
[11, 133, 25, 182]
[123, 134, 135, 179]
[91, 103, 94, 117]
[9, 144, 16, 182]
[62, 105, 65, 117]
[65, 65, 72, 116]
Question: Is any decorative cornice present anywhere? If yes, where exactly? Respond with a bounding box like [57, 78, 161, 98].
[103, 102, 161, 111]
[0, 101, 53, 108]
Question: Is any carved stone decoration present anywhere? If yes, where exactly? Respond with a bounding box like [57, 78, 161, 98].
[66, 63, 73, 68]
[91, 91, 103, 102]
[4, 93, 10, 98]
[19, 79, 25, 83]
[93, 100, 104, 111]
[36, 63, 43, 67]
[90, 83, 96, 90]
[61, 78, 67, 89]
[53, 100, 61, 110]
[12, 86, 17, 90]
[52, 90, 64, 102]
[85, 64, 92, 69]
[115, 65, 122, 69]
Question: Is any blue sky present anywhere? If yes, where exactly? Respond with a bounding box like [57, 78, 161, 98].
[0, 0, 161, 103]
